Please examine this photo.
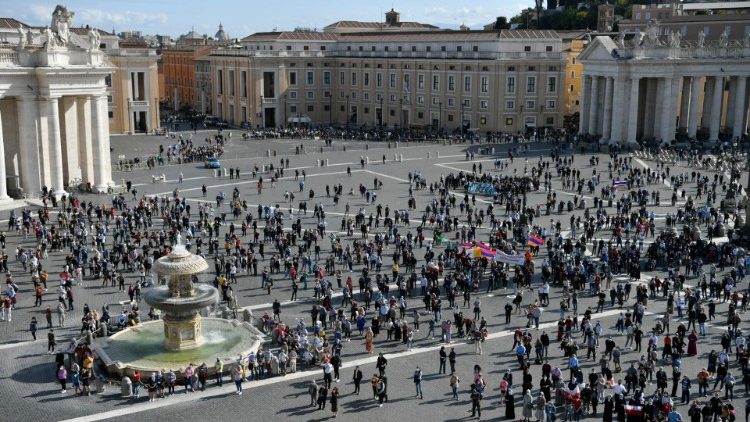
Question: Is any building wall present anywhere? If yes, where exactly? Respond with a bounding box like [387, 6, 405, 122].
[210, 37, 567, 134]
[564, 39, 585, 116]
[108, 55, 160, 134]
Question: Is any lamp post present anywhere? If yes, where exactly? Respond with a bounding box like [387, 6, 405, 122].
[346, 94, 350, 128]
[460, 102, 465, 139]
[399, 98, 404, 132]
[379, 97, 384, 127]
[438, 101, 443, 133]
[329, 93, 332, 126]
[283, 94, 287, 128]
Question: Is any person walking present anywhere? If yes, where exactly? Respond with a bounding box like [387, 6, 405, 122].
[317, 384, 329, 410]
[449, 348, 457, 374]
[352, 366, 363, 395]
[231, 365, 243, 395]
[439, 346, 447, 374]
[57, 364, 68, 394]
[323, 360, 334, 389]
[413, 366, 423, 399]
[215, 357, 224, 387]
[30, 317, 38, 340]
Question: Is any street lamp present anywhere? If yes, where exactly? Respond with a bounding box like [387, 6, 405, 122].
[259, 95, 264, 129]
[438, 101, 443, 133]
[283, 94, 287, 128]
[346, 94, 350, 128]
[399, 98, 404, 131]
[460, 101, 465, 139]
[379, 97, 384, 127]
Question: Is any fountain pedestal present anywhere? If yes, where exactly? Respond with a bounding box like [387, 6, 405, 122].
[163, 315, 203, 351]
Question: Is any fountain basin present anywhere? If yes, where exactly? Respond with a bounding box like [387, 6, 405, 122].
[143, 284, 219, 314]
[95, 318, 264, 378]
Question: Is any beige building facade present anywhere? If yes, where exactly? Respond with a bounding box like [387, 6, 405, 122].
[106, 40, 160, 134]
[209, 29, 567, 134]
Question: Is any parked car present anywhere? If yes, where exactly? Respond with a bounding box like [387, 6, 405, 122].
[204, 158, 221, 169]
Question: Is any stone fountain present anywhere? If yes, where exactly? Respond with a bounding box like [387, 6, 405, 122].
[145, 241, 214, 350]
[95, 240, 264, 377]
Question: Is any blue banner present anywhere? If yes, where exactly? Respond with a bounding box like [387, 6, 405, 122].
[467, 182, 496, 196]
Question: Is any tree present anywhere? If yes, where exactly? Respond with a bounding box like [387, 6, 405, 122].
[493, 16, 510, 30]
[510, 8, 536, 29]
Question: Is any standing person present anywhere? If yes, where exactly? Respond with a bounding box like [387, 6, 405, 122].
[506, 391, 516, 420]
[376, 353, 388, 377]
[215, 357, 224, 387]
[323, 360, 334, 389]
[470, 384, 482, 419]
[522, 389, 534, 422]
[330, 386, 339, 418]
[450, 373, 460, 400]
[449, 348, 457, 374]
[370, 374, 380, 398]
[308, 380, 319, 406]
[57, 364, 68, 394]
[29, 317, 38, 340]
[197, 363, 208, 391]
[231, 365, 243, 395]
[47, 329, 56, 354]
[147, 373, 157, 402]
[376, 376, 387, 406]
[352, 366, 363, 395]
[317, 384, 329, 410]
[413, 366, 423, 399]
[439, 346, 447, 374]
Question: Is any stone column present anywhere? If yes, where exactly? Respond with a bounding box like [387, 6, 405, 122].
[588, 76, 599, 135]
[16, 96, 41, 195]
[0, 109, 10, 200]
[654, 78, 666, 141]
[709, 76, 724, 141]
[61, 97, 81, 182]
[687, 77, 704, 138]
[77, 96, 94, 185]
[601, 77, 614, 140]
[643, 78, 657, 138]
[91, 95, 111, 192]
[663, 78, 679, 143]
[679, 77, 691, 130]
[610, 78, 626, 143]
[733, 76, 747, 139]
[627, 77, 641, 144]
[579, 75, 592, 134]
[47, 97, 66, 196]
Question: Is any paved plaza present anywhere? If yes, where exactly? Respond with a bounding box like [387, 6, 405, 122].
[0, 130, 746, 422]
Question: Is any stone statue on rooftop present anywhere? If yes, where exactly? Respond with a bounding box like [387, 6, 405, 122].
[617, 31, 626, 47]
[719, 29, 729, 48]
[88, 27, 100, 51]
[697, 30, 705, 48]
[16, 27, 27, 51]
[669, 30, 681, 48]
[51, 5, 74, 46]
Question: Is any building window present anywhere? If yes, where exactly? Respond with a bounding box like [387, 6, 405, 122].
[351, 72, 357, 86]
[289, 91, 298, 99]
[473, 46, 479, 52]
[364, 92, 369, 100]
[505, 117, 513, 126]
[524, 45, 531, 52]
[384, 46, 389, 52]
[546, 45, 553, 52]
[418, 112, 424, 119]
[323, 71, 331, 85]
[290, 105, 297, 113]
[456, 46, 462, 52]
[389, 94, 396, 102]
[390, 109, 395, 116]
[546, 116, 555, 125]
[340, 105, 345, 112]
[308, 105, 314, 112]
[506, 100, 515, 110]
[447, 98, 455, 107]
[108, 111, 113, 118]
[441, 46, 446, 52]
[426, 46, 431, 52]
[508, 66, 516, 72]
[351, 92, 357, 100]
[548, 66, 557, 71]
[417, 96, 424, 105]
[481, 77, 488, 93]
[507, 76, 516, 94]
[464, 76, 471, 92]
[526, 100, 535, 110]
[480, 100, 488, 109]
[306, 71, 314, 85]
[448, 75, 455, 92]
[463, 99, 470, 108]
[289, 71, 297, 86]
[418, 74, 425, 90]
[303, 45, 309, 51]
[547, 100, 556, 109]
[364, 73, 369, 86]
[526, 76, 536, 94]
[528, 66, 536, 71]
[358, 46, 363, 51]
[324, 105, 330, 111]
[389, 73, 396, 89]
[432, 75, 439, 90]
[447, 114, 453, 121]
[347, 46, 352, 51]
[397, 46, 403, 52]
[432, 98, 439, 105]
[480, 116, 486, 124]
[547, 77, 557, 93]
[364, 107, 369, 114]
[307, 91, 314, 100]
[340, 71, 345, 85]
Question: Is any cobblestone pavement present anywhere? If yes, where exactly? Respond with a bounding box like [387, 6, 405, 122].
[0, 132, 746, 421]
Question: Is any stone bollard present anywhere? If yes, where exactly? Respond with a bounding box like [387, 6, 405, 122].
[393, 154, 398, 161]
[395, 142, 399, 149]
[436, 151, 440, 158]
[427, 152, 431, 159]
[325, 159, 329, 167]
[399, 154, 403, 162]
[213, 169, 219, 178]
[317, 160, 321, 168]
[266, 150, 271, 157]
[223, 168, 229, 177]
[121, 376, 132, 398]
[366, 144, 369, 150]
[320, 147, 324, 153]
[366, 156, 370, 164]
[387, 142, 391, 149]
[273, 150, 277, 157]
[343, 145, 347, 152]
[491, 147, 495, 154]
[243, 308, 252, 323]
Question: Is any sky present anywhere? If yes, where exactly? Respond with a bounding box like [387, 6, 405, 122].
[3, 0, 537, 38]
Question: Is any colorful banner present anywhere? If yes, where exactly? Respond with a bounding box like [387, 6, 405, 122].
[494, 251, 525, 266]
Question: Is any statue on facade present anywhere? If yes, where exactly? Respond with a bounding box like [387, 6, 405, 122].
[719, 29, 729, 48]
[635, 31, 645, 47]
[88, 27, 100, 51]
[644, 19, 661, 47]
[669, 30, 681, 48]
[44, 26, 57, 50]
[697, 30, 705, 48]
[617, 31, 626, 47]
[51, 5, 74, 46]
[16, 27, 27, 51]
[585, 32, 591, 43]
